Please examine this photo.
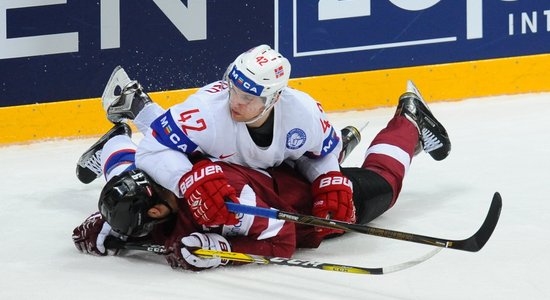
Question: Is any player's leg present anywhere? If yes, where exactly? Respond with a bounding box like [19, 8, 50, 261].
[341, 167, 393, 224]
[76, 123, 132, 184]
[344, 81, 451, 223]
[101, 134, 138, 181]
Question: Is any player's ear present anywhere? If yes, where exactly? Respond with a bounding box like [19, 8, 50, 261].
[147, 205, 164, 218]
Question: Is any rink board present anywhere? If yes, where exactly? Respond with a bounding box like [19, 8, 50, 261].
[1, 53, 549, 144]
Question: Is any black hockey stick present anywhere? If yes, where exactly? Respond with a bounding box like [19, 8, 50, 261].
[104, 237, 441, 275]
[226, 192, 502, 252]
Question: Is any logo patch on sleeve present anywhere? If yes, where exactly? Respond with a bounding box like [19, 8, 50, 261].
[286, 128, 307, 150]
[150, 110, 198, 154]
[320, 127, 339, 157]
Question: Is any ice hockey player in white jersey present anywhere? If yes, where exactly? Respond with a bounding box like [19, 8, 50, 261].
[99, 45, 352, 236]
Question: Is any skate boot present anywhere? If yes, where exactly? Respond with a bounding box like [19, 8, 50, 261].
[102, 66, 152, 123]
[76, 123, 132, 184]
[395, 81, 451, 161]
[339, 125, 361, 163]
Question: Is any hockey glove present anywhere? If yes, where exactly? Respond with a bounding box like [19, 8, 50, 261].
[311, 171, 356, 237]
[179, 160, 239, 226]
[165, 233, 231, 271]
[72, 212, 126, 256]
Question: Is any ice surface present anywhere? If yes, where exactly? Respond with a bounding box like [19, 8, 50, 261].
[1, 92, 549, 300]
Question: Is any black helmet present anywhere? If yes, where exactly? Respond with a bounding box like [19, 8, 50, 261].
[98, 169, 165, 237]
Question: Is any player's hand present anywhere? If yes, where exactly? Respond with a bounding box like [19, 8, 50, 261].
[165, 233, 231, 271]
[72, 212, 126, 256]
[311, 171, 355, 237]
[179, 160, 239, 226]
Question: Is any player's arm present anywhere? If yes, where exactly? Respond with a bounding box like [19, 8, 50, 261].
[136, 96, 240, 227]
[72, 212, 127, 256]
[164, 199, 297, 271]
[293, 101, 342, 181]
[295, 102, 355, 236]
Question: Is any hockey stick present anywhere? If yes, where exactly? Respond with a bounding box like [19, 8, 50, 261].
[104, 237, 441, 275]
[226, 192, 502, 252]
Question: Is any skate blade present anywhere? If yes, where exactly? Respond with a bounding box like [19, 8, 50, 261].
[101, 66, 132, 111]
[406, 80, 427, 103]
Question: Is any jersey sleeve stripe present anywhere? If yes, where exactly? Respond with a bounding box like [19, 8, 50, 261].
[257, 217, 285, 240]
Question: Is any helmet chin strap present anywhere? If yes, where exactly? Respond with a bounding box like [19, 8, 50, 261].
[243, 91, 280, 125]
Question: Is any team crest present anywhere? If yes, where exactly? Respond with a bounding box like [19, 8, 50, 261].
[286, 128, 306, 149]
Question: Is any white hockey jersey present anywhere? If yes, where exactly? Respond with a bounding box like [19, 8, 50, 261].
[135, 81, 342, 197]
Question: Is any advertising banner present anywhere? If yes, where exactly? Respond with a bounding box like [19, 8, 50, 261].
[1, 0, 549, 108]
[0, 0, 274, 107]
[276, 0, 550, 77]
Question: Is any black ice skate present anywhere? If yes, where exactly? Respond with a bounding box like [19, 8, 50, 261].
[339, 125, 361, 163]
[76, 123, 132, 184]
[395, 81, 451, 161]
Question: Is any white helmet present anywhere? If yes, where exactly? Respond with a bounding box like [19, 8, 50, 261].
[224, 45, 291, 123]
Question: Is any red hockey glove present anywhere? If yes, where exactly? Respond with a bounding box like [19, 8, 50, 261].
[165, 232, 231, 271]
[72, 212, 125, 256]
[311, 171, 356, 237]
[179, 160, 239, 226]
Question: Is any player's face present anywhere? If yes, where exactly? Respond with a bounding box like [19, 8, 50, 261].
[228, 82, 266, 122]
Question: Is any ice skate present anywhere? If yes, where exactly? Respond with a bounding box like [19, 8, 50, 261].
[102, 66, 152, 123]
[76, 123, 132, 184]
[339, 125, 361, 163]
[395, 81, 451, 161]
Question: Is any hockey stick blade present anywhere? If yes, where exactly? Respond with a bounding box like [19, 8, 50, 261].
[104, 238, 441, 275]
[446, 191, 502, 251]
[226, 192, 502, 252]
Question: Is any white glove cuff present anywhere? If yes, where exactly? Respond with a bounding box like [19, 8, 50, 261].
[96, 222, 112, 254]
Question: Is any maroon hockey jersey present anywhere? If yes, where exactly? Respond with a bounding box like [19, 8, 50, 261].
[152, 162, 324, 259]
